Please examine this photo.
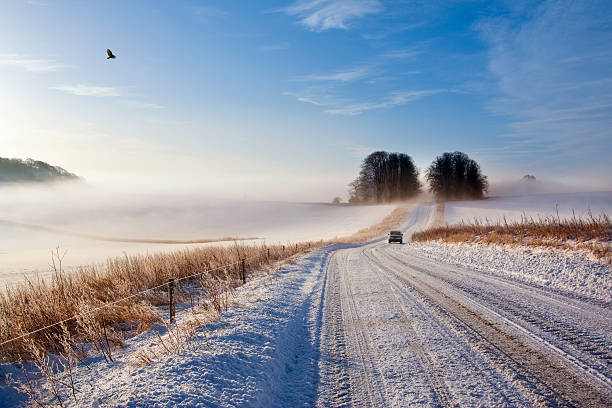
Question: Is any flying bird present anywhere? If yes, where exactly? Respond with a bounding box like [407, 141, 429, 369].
[106, 49, 116, 59]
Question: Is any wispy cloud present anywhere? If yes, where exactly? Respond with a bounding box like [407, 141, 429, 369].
[283, 0, 381, 31]
[259, 43, 290, 52]
[282, 88, 346, 107]
[0, 54, 72, 72]
[295, 65, 373, 82]
[477, 0, 612, 164]
[286, 88, 447, 115]
[283, 92, 326, 106]
[325, 89, 447, 115]
[51, 84, 120, 97]
[293, 43, 425, 83]
[382, 45, 426, 59]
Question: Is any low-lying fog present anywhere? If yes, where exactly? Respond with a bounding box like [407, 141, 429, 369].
[444, 191, 612, 225]
[0, 183, 394, 288]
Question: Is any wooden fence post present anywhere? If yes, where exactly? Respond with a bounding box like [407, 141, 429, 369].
[168, 278, 175, 324]
[267, 248, 270, 262]
[241, 259, 246, 284]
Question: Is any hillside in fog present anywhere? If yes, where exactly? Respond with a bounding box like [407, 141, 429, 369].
[0, 157, 80, 183]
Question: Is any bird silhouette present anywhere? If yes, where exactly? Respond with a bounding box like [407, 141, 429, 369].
[106, 49, 116, 59]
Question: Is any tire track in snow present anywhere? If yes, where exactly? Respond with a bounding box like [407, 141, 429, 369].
[361, 248, 455, 407]
[317, 251, 352, 407]
[336, 250, 389, 407]
[384, 248, 612, 393]
[371, 248, 612, 407]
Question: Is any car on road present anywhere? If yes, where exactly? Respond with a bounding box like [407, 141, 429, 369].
[388, 230, 403, 244]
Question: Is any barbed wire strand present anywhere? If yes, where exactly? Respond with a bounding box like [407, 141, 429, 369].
[0, 256, 263, 348]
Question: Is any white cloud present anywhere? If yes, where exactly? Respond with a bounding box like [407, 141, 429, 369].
[283, 93, 326, 106]
[468, 0, 612, 184]
[325, 89, 446, 115]
[295, 65, 373, 82]
[286, 88, 447, 115]
[477, 0, 612, 163]
[382, 43, 428, 59]
[284, 0, 381, 31]
[51, 84, 120, 97]
[0, 53, 72, 72]
[282, 89, 344, 107]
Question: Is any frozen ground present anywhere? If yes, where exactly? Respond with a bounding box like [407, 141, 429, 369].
[0, 183, 393, 288]
[4, 203, 610, 407]
[444, 191, 612, 224]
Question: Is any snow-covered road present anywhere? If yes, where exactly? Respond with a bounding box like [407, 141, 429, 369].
[8, 204, 610, 407]
[316, 205, 611, 407]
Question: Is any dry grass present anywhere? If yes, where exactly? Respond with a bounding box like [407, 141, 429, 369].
[412, 211, 612, 262]
[0, 242, 313, 362]
[332, 201, 415, 243]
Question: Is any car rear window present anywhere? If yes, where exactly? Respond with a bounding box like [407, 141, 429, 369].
[390, 231, 402, 234]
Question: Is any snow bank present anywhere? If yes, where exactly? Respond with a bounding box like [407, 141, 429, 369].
[409, 241, 612, 304]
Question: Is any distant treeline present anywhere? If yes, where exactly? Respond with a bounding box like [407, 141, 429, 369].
[348, 151, 487, 203]
[0, 157, 80, 183]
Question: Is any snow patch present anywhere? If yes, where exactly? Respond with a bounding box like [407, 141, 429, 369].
[409, 241, 612, 304]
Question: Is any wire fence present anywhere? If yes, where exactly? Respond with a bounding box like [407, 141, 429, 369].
[0, 257, 253, 349]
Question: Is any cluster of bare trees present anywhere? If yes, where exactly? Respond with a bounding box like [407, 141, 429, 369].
[425, 151, 488, 200]
[348, 151, 421, 203]
[348, 150, 487, 203]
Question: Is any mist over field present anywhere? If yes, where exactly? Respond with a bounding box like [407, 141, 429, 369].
[0, 182, 394, 287]
[487, 178, 611, 198]
[444, 191, 612, 225]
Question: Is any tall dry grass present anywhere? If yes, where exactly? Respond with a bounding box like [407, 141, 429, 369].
[0, 242, 313, 361]
[412, 211, 612, 262]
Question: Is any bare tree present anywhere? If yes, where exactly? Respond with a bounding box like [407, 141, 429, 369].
[426, 151, 487, 200]
[349, 151, 421, 203]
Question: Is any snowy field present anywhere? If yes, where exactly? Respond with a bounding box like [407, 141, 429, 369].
[0, 184, 393, 288]
[444, 191, 612, 224]
[2, 203, 610, 407]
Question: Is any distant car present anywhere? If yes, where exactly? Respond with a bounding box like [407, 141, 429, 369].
[388, 230, 403, 244]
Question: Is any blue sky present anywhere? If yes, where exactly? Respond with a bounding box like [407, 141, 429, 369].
[1, 0, 611, 199]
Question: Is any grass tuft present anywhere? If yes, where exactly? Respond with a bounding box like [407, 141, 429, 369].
[412, 211, 612, 263]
